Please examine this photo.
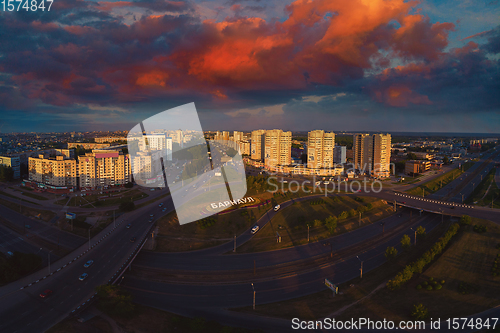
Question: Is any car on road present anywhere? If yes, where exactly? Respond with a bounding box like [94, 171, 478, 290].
[251, 226, 260, 234]
[274, 205, 280, 211]
[7, 251, 13, 256]
[24, 225, 31, 229]
[39, 289, 52, 298]
[130, 237, 136, 242]
[150, 214, 154, 217]
[159, 203, 164, 207]
[79, 273, 88, 281]
[162, 208, 167, 212]
[84, 260, 94, 268]
[148, 217, 154, 223]
[126, 223, 131, 228]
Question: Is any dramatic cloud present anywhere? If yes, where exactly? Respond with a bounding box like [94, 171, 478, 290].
[0, 0, 499, 132]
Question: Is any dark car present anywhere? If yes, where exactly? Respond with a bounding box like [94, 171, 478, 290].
[130, 237, 136, 242]
[126, 224, 131, 229]
[39, 289, 52, 298]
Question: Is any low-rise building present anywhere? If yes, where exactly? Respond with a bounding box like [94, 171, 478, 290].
[405, 160, 430, 176]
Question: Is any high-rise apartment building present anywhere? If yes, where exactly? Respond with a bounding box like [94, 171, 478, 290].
[251, 130, 266, 161]
[222, 131, 230, 141]
[264, 129, 292, 168]
[131, 150, 162, 184]
[238, 141, 251, 155]
[79, 150, 131, 189]
[307, 130, 335, 169]
[353, 133, 391, 178]
[173, 130, 184, 148]
[28, 155, 78, 188]
[233, 131, 244, 142]
[138, 134, 172, 160]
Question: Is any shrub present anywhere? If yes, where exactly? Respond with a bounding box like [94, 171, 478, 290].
[440, 280, 445, 284]
[338, 211, 349, 220]
[426, 285, 433, 291]
[416, 284, 422, 290]
[429, 277, 434, 281]
[349, 209, 357, 218]
[435, 284, 442, 290]
[365, 203, 373, 210]
[459, 215, 472, 226]
[473, 224, 487, 233]
[385, 246, 398, 261]
[411, 303, 429, 320]
[423, 281, 428, 286]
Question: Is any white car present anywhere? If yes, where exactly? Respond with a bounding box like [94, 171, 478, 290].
[274, 205, 280, 211]
[251, 226, 260, 234]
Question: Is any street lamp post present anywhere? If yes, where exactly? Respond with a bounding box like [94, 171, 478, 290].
[411, 227, 417, 246]
[251, 283, 256, 310]
[380, 222, 385, 233]
[356, 256, 363, 279]
[48, 250, 53, 274]
[307, 224, 310, 243]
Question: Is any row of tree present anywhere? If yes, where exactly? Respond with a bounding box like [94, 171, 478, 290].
[387, 223, 460, 290]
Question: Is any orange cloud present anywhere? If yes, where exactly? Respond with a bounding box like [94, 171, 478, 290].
[375, 85, 432, 107]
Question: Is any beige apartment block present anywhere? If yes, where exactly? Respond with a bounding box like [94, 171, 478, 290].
[28, 155, 78, 188]
[307, 130, 335, 169]
[79, 150, 131, 189]
[353, 133, 391, 178]
[251, 130, 266, 161]
[264, 129, 292, 168]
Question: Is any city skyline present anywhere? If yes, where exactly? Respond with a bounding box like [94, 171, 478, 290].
[0, 0, 499, 133]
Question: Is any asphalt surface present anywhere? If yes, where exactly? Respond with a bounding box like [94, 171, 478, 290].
[0, 204, 85, 250]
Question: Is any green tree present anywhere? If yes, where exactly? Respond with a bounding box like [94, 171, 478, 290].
[401, 234, 412, 250]
[416, 226, 426, 239]
[385, 246, 398, 261]
[324, 216, 338, 234]
[411, 303, 429, 320]
[443, 156, 449, 164]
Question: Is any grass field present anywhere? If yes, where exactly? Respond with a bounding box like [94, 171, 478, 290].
[55, 189, 149, 208]
[336, 218, 500, 322]
[236, 196, 393, 253]
[0, 196, 55, 221]
[406, 168, 464, 197]
[47, 303, 262, 333]
[466, 168, 500, 208]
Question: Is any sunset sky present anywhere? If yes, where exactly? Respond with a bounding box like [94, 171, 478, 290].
[0, 0, 499, 133]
